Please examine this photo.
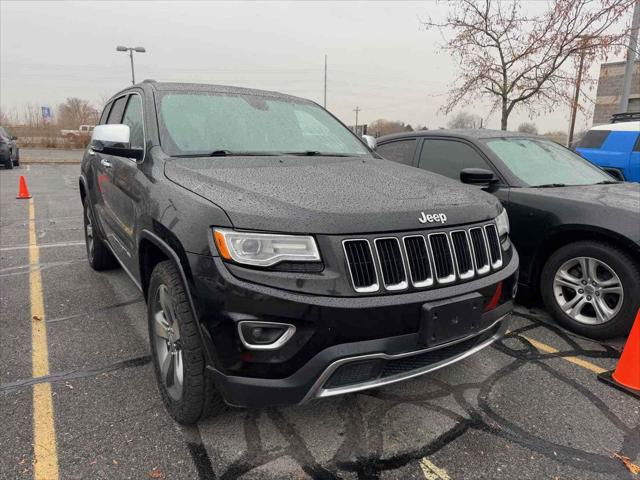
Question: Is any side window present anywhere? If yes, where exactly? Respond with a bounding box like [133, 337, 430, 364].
[122, 94, 144, 149]
[107, 96, 128, 124]
[577, 130, 610, 149]
[633, 133, 640, 153]
[418, 139, 491, 180]
[376, 139, 416, 166]
[99, 103, 112, 125]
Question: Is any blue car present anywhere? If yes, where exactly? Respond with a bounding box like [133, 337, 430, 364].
[576, 118, 640, 182]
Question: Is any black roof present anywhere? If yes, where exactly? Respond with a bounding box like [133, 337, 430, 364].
[377, 128, 536, 143]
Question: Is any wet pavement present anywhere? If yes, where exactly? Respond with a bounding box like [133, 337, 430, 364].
[1, 164, 638, 479]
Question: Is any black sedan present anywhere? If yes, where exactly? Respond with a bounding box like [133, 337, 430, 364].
[375, 129, 640, 339]
[0, 126, 20, 168]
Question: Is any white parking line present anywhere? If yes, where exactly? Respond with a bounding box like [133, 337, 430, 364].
[0, 240, 85, 252]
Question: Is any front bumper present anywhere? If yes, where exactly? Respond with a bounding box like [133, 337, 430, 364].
[214, 308, 510, 407]
[186, 248, 518, 407]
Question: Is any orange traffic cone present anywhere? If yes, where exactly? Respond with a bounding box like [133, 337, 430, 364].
[598, 309, 640, 399]
[16, 175, 31, 199]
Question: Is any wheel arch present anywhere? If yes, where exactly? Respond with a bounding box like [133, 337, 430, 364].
[531, 225, 640, 294]
[139, 227, 215, 366]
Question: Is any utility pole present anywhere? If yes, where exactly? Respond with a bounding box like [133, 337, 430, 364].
[323, 54, 327, 109]
[353, 106, 361, 133]
[568, 37, 589, 147]
[619, 0, 640, 113]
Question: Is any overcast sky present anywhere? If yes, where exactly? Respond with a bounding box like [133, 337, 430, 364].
[0, 1, 627, 132]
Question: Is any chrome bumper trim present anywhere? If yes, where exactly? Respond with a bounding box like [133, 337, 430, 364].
[301, 314, 510, 403]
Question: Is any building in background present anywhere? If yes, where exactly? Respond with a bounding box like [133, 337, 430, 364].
[592, 60, 640, 125]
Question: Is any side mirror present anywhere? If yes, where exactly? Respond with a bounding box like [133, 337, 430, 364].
[362, 134, 377, 150]
[460, 168, 498, 187]
[90, 124, 143, 161]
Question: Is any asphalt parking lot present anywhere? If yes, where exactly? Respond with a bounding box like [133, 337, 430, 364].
[1, 163, 638, 480]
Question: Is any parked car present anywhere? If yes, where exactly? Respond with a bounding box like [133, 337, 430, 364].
[575, 114, 640, 182]
[0, 126, 20, 168]
[80, 82, 518, 423]
[376, 129, 640, 339]
[61, 124, 95, 143]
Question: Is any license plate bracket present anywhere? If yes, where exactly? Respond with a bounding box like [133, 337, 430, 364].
[419, 292, 484, 347]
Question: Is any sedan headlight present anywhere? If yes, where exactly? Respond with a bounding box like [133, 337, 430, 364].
[495, 209, 509, 238]
[213, 229, 321, 267]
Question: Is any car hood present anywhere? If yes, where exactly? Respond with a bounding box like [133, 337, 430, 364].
[522, 182, 640, 213]
[164, 156, 501, 234]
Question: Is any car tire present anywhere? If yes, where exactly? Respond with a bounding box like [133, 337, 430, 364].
[83, 201, 117, 270]
[541, 241, 640, 339]
[5, 159, 13, 169]
[148, 260, 225, 424]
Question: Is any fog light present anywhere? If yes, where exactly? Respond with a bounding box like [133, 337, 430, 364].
[238, 321, 296, 350]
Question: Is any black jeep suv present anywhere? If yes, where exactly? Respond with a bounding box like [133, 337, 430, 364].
[80, 82, 518, 424]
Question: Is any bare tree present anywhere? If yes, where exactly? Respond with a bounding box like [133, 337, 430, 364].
[367, 119, 411, 137]
[424, 0, 635, 130]
[517, 122, 538, 134]
[447, 111, 483, 129]
[57, 98, 99, 129]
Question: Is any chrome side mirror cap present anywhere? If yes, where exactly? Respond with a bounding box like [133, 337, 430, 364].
[90, 124, 143, 161]
[362, 134, 377, 150]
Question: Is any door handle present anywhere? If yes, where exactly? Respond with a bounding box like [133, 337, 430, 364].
[101, 159, 112, 168]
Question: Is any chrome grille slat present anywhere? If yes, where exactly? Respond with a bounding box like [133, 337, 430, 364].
[374, 238, 408, 291]
[469, 227, 490, 275]
[428, 233, 456, 284]
[484, 224, 503, 269]
[344, 223, 502, 293]
[403, 235, 434, 288]
[450, 230, 474, 279]
[343, 240, 379, 293]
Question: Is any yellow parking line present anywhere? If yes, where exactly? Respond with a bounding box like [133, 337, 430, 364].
[29, 199, 59, 480]
[420, 458, 451, 480]
[520, 334, 607, 374]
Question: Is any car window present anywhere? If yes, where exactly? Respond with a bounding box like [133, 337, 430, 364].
[121, 94, 144, 149]
[634, 133, 640, 153]
[485, 137, 612, 186]
[418, 139, 490, 180]
[577, 130, 610, 149]
[376, 139, 416, 165]
[158, 92, 370, 157]
[107, 96, 127, 124]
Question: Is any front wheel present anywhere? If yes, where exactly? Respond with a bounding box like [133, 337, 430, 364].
[540, 241, 640, 339]
[148, 260, 225, 424]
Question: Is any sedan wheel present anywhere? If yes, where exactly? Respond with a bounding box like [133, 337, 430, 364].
[552, 256, 623, 325]
[541, 241, 640, 339]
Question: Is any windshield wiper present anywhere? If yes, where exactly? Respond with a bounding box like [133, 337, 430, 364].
[593, 180, 621, 185]
[283, 151, 354, 157]
[533, 183, 567, 188]
[172, 150, 280, 158]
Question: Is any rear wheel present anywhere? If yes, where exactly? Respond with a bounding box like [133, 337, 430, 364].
[148, 260, 225, 424]
[5, 158, 13, 169]
[83, 201, 117, 270]
[541, 241, 640, 339]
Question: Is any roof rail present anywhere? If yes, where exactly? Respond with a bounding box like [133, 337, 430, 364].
[142, 79, 157, 83]
[610, 112, 640, 123]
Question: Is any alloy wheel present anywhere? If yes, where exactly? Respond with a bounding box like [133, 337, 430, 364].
[152, 284, 184, 401]
[552, 256, 623, 325]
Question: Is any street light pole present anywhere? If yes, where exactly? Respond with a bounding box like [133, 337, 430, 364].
[619, 0, 640, 113]
[116, 46, 146, 85]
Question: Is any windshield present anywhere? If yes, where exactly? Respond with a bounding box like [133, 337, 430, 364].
[158, 92, 370, 157]
[485, 137, 614, 187]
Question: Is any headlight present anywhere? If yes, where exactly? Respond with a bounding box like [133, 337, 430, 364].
[213, 229, 321, 267]
[495, 208, 509, 238]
